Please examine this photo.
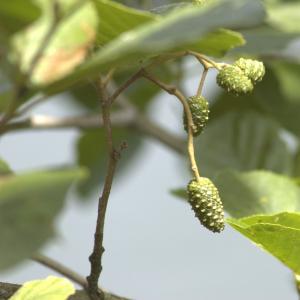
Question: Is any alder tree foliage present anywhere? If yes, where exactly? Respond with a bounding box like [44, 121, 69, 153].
[0, 0, 300, 299]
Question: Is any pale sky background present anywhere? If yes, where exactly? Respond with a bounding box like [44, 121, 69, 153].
[0, 58, 297, 300]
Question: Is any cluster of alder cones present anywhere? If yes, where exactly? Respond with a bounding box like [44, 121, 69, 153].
[184, 58, 265, 233]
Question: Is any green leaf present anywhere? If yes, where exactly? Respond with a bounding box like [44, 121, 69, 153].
[93, 0, 158, 45]
[195, 111, 293, 178]
[0, 168, 86, 270]
[9, 276, 75, 300]
[44, 0, 265, 94]
[227, 212, 300, 274]
[11, 0, 98, 85]
[189, 28, 245, 57]
[0, 159, 12, 175]
[294, 148, 300, 177]
[172, 170, 300, 217]
[76, 129, 141, 196]
[267, 2, 300, 33]
[0, 0, 41, 35]
[214, 170, 300, 218]
[253, 63, 300, 137]
[231, 27, 299, 58]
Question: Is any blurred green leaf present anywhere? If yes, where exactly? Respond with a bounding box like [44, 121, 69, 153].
[295, 148, 300, 177]
[10, 276, 75, 300]
[195, 111, 293, 178]
[0, 168, 86, 270]
[45, 0, 265, 94]
[189, 28, 245, 57]
[76, 129, 142, 196]
[253, 63, 300, 137]
[11, 0, 98, 85]
[0, 0, 41, 35]
[227, 212, 300, 274]
[172, 170, 300, 216]
[215, 170, 300, 218]
[93, 0, 158, 45]
[0, 158, 12, 175]
[231, 27, 299, 58]
[267, 2, 300, 33]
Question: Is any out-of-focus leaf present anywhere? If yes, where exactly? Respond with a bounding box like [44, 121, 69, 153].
[253, 63, 300, 137]
[11, 0, 98, 85]
[189, 28, 245, 57]
[44, 0, 265, 94]
[215, 170, 300, 218]
[267, 3, 300, 33]
[0, 0, 41, 35]
[0, 168, 86, 270]
[227, 212, 300, 274]
[231, 27, 299, 58]
[295, 148, 300, 177]
[0, 158, 12, 175]
[92, 0, 158, 45]
[195, 111, 293, 179]
[172, 170, 300, 217]
[9, 276, 75, 300]
[76, 129, 142, 196]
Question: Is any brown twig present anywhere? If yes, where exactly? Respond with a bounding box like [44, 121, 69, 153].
[32, 253, 87, 288]
[141, 69, 201, 181]
[86, 78, 121, 300]
[108, 70, 143, 106]
[0, 111, 185, 153]
[196, 68, 208, 97]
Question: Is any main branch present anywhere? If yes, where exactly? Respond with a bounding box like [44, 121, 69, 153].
[86, 78, 121, 300]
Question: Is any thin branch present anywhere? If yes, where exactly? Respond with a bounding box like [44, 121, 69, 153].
[186, 50, 221, 70]
[1, 111, 185, 153]
[108, 69, 143, 106]
[196, 68, 208, 97]
[32, 254, 87, 288]
[133, 114, 185, 154]
[141, 70, 201, 181]
[86, 78, 121, 300]
[16, 95, 49, 116]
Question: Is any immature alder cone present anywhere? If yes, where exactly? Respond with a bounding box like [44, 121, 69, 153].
[216, 65, 253, 95]
[234, 58, 265, 83]
[187, 178, 225, 233]
[183, 96, 209, 136]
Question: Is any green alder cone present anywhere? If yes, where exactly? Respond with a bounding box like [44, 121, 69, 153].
[187, 178, 225, 233]
[234, 58, 265, 83]
[216, 65, 253, 95]
[183, 96, 209, 136]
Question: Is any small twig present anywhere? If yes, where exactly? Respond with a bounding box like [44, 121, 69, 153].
[32, 253, 87, 288]
[86, 78, 121, 300]
[16, 95, 49, 115]
[186, 50, 221, 70]
[196, 68, 208, 97]
[133, 114, 185, 154]
[102, 68, 116, 87]
[0, 111, 185, 153]
[108, 70, 143, 106]
[141, 69, 201, 181]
